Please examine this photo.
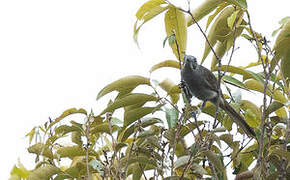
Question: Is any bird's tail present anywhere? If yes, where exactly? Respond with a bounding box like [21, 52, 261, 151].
[220, 100, 256, 138]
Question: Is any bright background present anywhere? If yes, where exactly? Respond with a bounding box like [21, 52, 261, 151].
[0, 0, 289, 179]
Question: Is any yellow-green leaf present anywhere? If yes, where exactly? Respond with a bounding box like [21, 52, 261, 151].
[240, 100, 261, 127]
[273, 20, 290, 63]
[101, 93, 158, 114]
[201, 7, 235, 63]
[27, 165, 60, 180]
[25, 127, 36, 145]
[134, 0, 168, 44]
[187, 0, 224, 26]
[56, 146, 86, 158]
[28, 143, 53, 159]
[90, 122, 118, 134]
[165, 6, 187, 60]
[244, 79, 287, 103]
[206, 3, 228, 30]
[47, 108, 87, 130]
[159, 79, 180, 104]
[227, 10, 239, 29]
[203, 150, 225, 173]
[265, 101, 284, 117]
[150, 60, 180, 72]
[124, 106, 159, 127]
[97, 75, 150, 100]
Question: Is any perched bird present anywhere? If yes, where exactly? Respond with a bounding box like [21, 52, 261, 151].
[181, 55, 256, 138]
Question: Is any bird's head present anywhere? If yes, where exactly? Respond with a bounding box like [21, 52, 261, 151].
[183, 55, 198, 70]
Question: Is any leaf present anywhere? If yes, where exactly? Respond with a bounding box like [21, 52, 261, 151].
[244, 79, 287, 103]
[96, 75, 150, 100]
[212, 65, 262, 83]
[278, 16, 290, 25]
[159, 79, 180, 104]
[118, 117, 162, 142]
[124, 105, 161, 127]
[265, 101, 284, 117]
[225, 0, 247, 9]
[223, 75, 247, 89]
[101, 93, 158, 114]
[204, 150, 227, 179]
[164, 107, 179, 128]
[187, 0, 224, 26]
[71, 131, 82, 146]
[164, 176, 190, 180]
[47, 108, 87, 130]
[240, 100, 261, 127]
[150, 60, 180, 72]
[206, 3, 227, 30]
[174, 155, 190, 169]
[10, 159, 30, 179]
[28, 143, 53, 159]
[55, 125, 82, 135]
[165, 6, 187, 60]
[56, 146, 86, 158]
[134, 0, 169, 45]
[27, 165, 60, 180]
[121, 156, 157, 167]
[273, 20, 290, 80]
[25, 127, 36, 145]
[90, 122, 118, 134]
[201, 7, 235, 63]
[227, 10, 239, 29]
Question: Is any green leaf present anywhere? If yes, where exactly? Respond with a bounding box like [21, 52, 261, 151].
[47, 108, 87, 130]
[134, 0, 168, 45]
[240, 100, 261, 128]
[90, 122, 118, 134]
[265, 101, 284, 117]
[150, 60, 180, 72]
[55, 125, 82, 135]
[174, 155, 190, 169]
[203, 150, 225, 172]
[227, 10, 239, 29]
[201, 7, 235, 63]
[206, 3, 227, 30]
[118, 117, 162, 142]
[164, 107, 179, 128]
[10, 159, 30, 179]
[96, 75, 150, 100]
[187, 0, 224, 26]
[28, 143, 53, 159]
[225, 0, 247, 9]
[278, 16, 290, 25]
[124, 105, 162, 127]
[159, 79, 180, 104]
[101, 93, 158, 115]
[121, 156, 157, 167]
[25, 127, 36, 145]
[27, 165, 60, 180]
[56, 146, 86, 158]
[223, 75, 247, 89]
[165, 6, 187, 60]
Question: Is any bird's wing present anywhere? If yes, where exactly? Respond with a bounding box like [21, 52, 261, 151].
[199, 65, 219, 92]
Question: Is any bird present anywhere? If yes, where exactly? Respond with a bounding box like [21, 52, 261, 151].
[181, 55, 256, 138]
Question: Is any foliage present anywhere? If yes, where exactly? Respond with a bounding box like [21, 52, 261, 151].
[10, 0, 290, 179]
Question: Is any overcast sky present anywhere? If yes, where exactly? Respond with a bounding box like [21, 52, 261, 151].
[0, 0, 289, 179]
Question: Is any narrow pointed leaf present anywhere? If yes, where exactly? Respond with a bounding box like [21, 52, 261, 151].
[165, 6, 187, 60]
[150, 60, 180, 72]
[27, 165, 60, 180]
[101, 93, 158, 114]
[47, 108, 87, 130]
[97, 75, 150, 100]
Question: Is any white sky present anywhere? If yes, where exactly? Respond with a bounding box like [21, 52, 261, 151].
[0, 0, 289, 179]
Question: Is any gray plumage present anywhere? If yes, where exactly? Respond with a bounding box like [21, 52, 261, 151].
[181, 55, 256, 138]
